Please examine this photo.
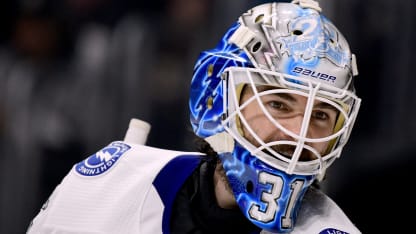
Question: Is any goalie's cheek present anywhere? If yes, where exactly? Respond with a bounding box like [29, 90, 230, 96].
[240, 114, 277, 143]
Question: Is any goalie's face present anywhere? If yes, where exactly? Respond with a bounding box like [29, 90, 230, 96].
[239, 85, 339, 162]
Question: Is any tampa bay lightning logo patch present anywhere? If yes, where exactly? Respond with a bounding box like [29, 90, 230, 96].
[319, 228, 349, 234]
[76, 142, 131, 176]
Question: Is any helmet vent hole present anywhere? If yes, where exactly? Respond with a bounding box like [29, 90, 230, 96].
[251, 41, 262, 53]
[292, 30, 303, 36]
[207, 64, 214, 77]
[246, 180, 254, 193]
[206, 96, 214, 110]
[254, 14, 264, 23]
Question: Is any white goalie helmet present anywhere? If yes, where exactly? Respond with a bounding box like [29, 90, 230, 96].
[189, 0, 361, 232]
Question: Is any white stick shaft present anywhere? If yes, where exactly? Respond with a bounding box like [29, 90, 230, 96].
[123, 118, 151, 145]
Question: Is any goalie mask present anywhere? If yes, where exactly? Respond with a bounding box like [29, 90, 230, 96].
[189, 0, 361, 232]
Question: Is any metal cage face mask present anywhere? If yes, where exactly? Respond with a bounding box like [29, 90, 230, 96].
[222, 67, 360, 176]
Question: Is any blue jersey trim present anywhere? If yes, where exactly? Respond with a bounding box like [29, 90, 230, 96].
[153, 154, 202, 234]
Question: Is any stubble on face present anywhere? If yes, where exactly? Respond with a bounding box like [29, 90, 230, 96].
[213, 160, 238, 209]
[239, 86, 331, 161]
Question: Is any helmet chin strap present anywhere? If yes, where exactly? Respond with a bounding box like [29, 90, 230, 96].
[205, 132, 235, 153]
[291, 0, 322, 12]
[316, 168, 326, 181]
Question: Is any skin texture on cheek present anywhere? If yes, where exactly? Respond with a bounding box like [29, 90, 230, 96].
[242, 114, 272, 142]
[239, 89, 273, 145]
[239, 88, 332, 158]
[240, 91, 282, 147]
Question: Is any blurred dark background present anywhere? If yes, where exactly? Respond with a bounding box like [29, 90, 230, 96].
[0, 0, 414, 233]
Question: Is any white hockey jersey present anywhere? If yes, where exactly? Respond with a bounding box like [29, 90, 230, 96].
[27, 141, 361, 234]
